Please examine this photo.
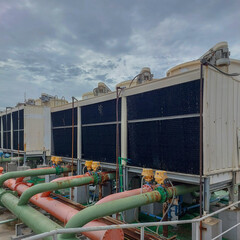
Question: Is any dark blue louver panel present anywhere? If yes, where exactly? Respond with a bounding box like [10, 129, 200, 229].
[81, 99, 121, 163]
[128, 118, 200, 174]
[12, 110, 24, 151]
[3, 132, 11, 149]
[127, 80, 200, 120]
[81, 99, 121, 124]
[2, 113, 12, 149]
[12, 111, 18, 130]
[52, 127, 77, 158]
[13, 131, 24, 151]
[127, 80, 200, 175]
[82, 125, 118, 163]
[52, 108, 77, 127]
[51, 108, 78, 157]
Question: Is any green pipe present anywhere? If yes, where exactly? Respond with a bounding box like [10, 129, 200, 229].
[18, 172, 116, 205]
[166, 184, 199, 199]
[0, 189, 77, 240]
[0, 157, 24, 162]
[60, 184, 198, 239]
[0, 166, 71, 187]
[18, 175, 96, 205]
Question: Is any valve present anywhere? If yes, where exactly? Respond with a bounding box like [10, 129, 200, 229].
[154, 170, 168, 185]
[142, 168, 154, 183]
[85, 160, 93, 171]
[51, 156, 62, 166]
[92, 161, 100, 172]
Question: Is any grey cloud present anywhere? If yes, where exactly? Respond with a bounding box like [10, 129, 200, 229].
[0, 0, 240, 109]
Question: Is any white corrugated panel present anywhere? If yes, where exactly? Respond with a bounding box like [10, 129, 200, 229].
[203, 66, 240, 175]
[24, 106, 51, 155]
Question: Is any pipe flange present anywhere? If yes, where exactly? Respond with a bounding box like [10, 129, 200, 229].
[92, 172, 100, 185]
[156, 186, 168, 203]
[55, 166, 64, 175]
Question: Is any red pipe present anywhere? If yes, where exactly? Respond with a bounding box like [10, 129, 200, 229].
[3, 175, 123, 240]
[96, 184, 153, 205]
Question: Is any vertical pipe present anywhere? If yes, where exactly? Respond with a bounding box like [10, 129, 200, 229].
[199, 63, 203, 240]
[71, 97, 75, 176]
[116, 87, 120, 193]
[1, 116, 3, 149]
[162, 202, 168, 237]
[71, 97, 75, 200]
[121, 95, 127, 165]
[10, 109, 13, 157]
[77, 106, 81, 159]
[99, 184, 102, 200]
[6, 108, 8, 152]
[18, 107, 20, 166]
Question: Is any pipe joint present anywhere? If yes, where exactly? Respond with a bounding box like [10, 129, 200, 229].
[91, 172, 101, 185]
[155, 186, 168, 203]
[55, 166, 64, 175]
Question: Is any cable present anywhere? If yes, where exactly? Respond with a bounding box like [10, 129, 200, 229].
[129, 70, 152, 88]
[140, 176, 144, 194]
[201, 59, 240, 77]
[156, 180, 175, 234]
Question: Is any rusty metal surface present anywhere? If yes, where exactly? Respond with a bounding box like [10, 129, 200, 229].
[52, 193, 162, 240]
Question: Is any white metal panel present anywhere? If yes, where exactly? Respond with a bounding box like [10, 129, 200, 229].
[43, 107, 51, 156]
[24, 106, 51, 156]
[203, 66, 240, 175]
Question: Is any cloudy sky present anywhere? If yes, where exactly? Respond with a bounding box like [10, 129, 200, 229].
[0, 0, 239, 110]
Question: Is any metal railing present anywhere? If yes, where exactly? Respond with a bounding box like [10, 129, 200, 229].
[25, 200, 240, 240]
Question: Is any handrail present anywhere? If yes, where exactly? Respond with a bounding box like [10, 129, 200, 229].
[24, 200, 240, 240]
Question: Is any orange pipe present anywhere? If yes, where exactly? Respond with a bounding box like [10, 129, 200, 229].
[3, 175, 123, 240]
[96, 184, 153, 205]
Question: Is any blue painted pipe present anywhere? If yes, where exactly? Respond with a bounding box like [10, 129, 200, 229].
[141, 211, 162, 220]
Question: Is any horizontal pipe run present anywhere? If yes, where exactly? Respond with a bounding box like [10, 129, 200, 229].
[0, 157, 24, 162]
[96, 185, 152, 205]
[61, 191, 162, 238]
[0, 166, 71, 187]
[18, 172, 116, 205]
[26, 199, 240, 240]
[3, 172, 122, 240]
[18, 175, 96, 205]
[23, 199, 240, 240]
[0, 189, 75, 240]
[61, 184, 199, 239]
